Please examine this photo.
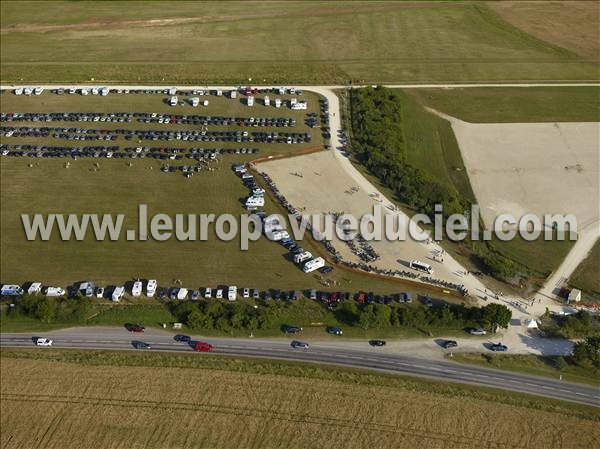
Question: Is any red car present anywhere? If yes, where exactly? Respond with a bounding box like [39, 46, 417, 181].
[127, 324, 145, 332]
[194, 341, 213, 352]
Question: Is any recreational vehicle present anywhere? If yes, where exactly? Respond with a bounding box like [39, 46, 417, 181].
[146, 280, 157, 297]
[100, 87, 109, 96]
[169, 96, 178, 106]
[409, 260, 433, 274]
[1, 285, 24, 296]
[274, 98, 282, 108]
[34, 87, 43, 95]
[190, 97, 200, 107]
[245, 196, 265, 208]
[303, 257, 325, 273]
[27, 282, 42, 295]
[45, 287, 65, 297]
[228, 286, 237, 301]
[247, 96, 254, 106]
[230, 90, 237, 99]
[177, 288, 189, 300]
[291, 101, 307, 110]
[14, 88, 23, 95]
[293, 251, 313, 264]
[112, 286, 125, 302]
[264, 96, 270, 106]
[132, 281, 143, 297]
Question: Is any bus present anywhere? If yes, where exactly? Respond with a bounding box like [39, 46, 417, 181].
[409, 260, 433, 274]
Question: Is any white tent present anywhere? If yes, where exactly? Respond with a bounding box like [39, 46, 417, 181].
[525, 319, 539, 329]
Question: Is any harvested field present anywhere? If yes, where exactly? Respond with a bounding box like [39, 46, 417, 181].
[1, 349, 599, 449]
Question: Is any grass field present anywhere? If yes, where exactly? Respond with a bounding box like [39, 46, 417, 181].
[406, 86, 600, 123]
[451, 353, 600, 387]
[1, 1, 598, 84]
[569, 240, 600, 302]
[1, 348, 599, 449]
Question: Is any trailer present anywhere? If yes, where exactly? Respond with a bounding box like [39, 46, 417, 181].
[112, 286, 125, 302]
[274, 98, 282, 108]
[100, 87, 109, 96]
[247, 96, 254, 106]
[230, 90, 237, 99]
[303, 257, 325, 273]
[34, 87, 44, 95]
[177, 288, 189, 300]
[228, 286, 237, 301]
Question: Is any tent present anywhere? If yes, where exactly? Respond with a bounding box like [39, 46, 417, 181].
[525, 319, 539, 329]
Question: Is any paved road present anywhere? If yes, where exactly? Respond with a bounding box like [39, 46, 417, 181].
[1, 327, 598, 407]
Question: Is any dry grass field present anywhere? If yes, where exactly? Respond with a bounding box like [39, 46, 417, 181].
[1, 349, 599, 449]
[490, 1, 600, 62]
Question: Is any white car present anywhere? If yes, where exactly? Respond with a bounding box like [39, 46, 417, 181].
[469, 328, 487, 336]
[216, 289, 223, 299]
[242, 288, 250, 299]
[204, 288, 212, 299]
[131, 281, 143, 297]
[36, 338, 53, 347]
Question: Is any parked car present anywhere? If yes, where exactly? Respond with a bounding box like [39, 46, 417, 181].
[284, 325, 302, 334]
[194, 341, 213, 352]
[326, 327, 343, 335]
[215, 289, 223, 299]
[490, 343, 508, 352]
[291, 340, 309, 349]
[469, 328, 487, 336]
[369, 339, 386, 347]
[191, 290, 200, 300]
[127, 323, 145, 332]
[442, 340, 458, 349]
[204, 287, 212, 299]
[35, 337, 53, 347]
[252, 289, 260, 299]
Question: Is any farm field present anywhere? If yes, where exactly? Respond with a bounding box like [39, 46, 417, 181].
[1, 1, 598, 84]
[2, 348, 599, 449]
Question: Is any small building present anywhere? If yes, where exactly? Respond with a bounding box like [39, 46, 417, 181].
[169, 96, 178, 106]
[247, 96, 254, 106]
[568, 288, 582, 303]
[264, 96, 270, 106]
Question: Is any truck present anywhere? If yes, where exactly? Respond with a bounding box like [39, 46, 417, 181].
[303, 257, 325, 273]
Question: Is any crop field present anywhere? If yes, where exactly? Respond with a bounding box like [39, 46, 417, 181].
[1, 1, 598, 84]
[1, 349, 599, 449]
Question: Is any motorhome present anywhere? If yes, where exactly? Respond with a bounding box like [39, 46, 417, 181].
[409, 260, 433, 274]
[168, 87, 177, 95]
[245, 196, 265, 208]
[132, 280, 143, 297]
[91, 87, 99, 95]
[1, 285, 24, 296]
[27, 282, 42, 295]
[45, 287, 65, 297]
[293, 251, 313, 264]
[146, 280, 157, 297]
[230, 90, 237, 99]
[80, 88, 89, 95]
[303, 257, 325, 273]
[112, 286, 125, 302]
[228, 286, 237, 301]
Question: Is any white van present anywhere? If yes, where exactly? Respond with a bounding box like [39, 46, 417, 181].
[177, 288, 189, 300]
[132, 281, 143, 297]
[36, 338, 53, 347]
[1, 284, 24, 296]
[146, 280, 157, 297]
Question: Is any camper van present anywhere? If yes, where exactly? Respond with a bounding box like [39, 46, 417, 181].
[27, 282, 42, 295]
[228, 286, 237, 301]
[169, 96, 178, 106]
[146, 280, 157, 297]
[409, 260, 433, 274]
[293, 251, 313, 264]
[112, 286, 125, 302]
[0, 285, 24, 296]
[245, 196, 265, 208]
[45, 287, 65, 297]
[303, 257, 325, 273]
[132, 281, 143, 297]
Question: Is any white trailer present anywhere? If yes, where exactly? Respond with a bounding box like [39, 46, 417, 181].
[274, 98, 282, 108]
[294, 251, 313, 264]
[247, 96, 254, 106]
[132, 281, 143, 297]
[177, 288, 188, 300]
[112, 286, 125, 302]
[409, 260, 433, 274]
[228, 286, 237, 301]
[91, 87, 99, 95]
[146, 279, 157, 297]
[23, 87, 33, 96]
[80, 88, 89, 96]
[303, 257, 325, 273]
[45, 287, 65, 297]
[264, 96, 270, 106]
[168, 87, 177, 95]
[14, 88, 23, 95]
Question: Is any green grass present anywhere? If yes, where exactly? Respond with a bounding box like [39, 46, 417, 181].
[1, 1, 598, 84]
[406, 87, 600, 123]
[570, 240, 600, 302]
[451, 353, 600, 387]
